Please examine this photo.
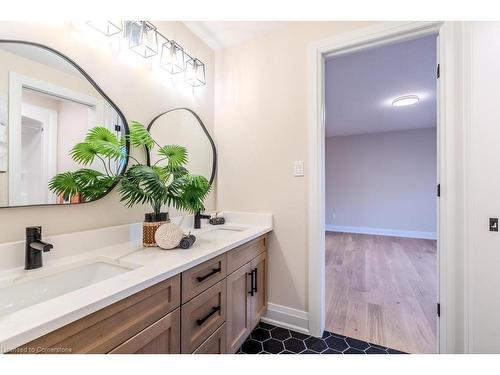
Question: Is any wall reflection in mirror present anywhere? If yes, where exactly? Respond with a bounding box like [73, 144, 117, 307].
[0, 42, 128, 208]
[148, 108, 216, 185]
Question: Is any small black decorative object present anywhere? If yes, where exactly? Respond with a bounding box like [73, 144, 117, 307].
[209, 212, 225, 225]
[179, 232, 197, 249]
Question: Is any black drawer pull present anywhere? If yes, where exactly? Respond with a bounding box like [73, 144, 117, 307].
[248, 271, 254, 296]
[253, 268, 258, 293]
[196, 267, 221, 282]
[196, 306, 220, 326]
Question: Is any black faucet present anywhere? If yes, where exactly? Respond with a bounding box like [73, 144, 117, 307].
[25, 226, 53, 270]
[194, 211, 211, 229]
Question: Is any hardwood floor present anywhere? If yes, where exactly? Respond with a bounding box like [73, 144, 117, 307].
[325, 232, 437, 354]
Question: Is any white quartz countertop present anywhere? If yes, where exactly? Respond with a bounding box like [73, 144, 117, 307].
[0, 211, 272, 352]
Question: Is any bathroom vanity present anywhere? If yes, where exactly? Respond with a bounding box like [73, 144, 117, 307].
[0, 37, 270, 355]
[0, 212, 272, 354]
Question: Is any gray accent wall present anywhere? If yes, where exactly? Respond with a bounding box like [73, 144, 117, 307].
[325, 127, 437, 237]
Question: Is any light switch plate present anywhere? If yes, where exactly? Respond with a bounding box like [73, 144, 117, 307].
[294, 160, 304, 177]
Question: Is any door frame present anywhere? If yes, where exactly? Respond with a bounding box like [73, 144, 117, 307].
[8, 71, 103, 205]
[21, 102, 58, 204]
[307, 21, 456, 353]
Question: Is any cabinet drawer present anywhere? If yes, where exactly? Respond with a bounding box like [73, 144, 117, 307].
[227, 235, 267, 274]
[181, 280, 226, 353]
[109, 308, 180, 354]
[13, 275, 181, 354]
[182, 254, 226, 303]
[193, 323, 226, 354]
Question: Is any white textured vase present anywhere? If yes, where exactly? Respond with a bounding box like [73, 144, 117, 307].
[154, 222, 184, 250]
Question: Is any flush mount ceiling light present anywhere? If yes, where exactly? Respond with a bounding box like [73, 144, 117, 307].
[392, 95, 420, 107]
[85, 20, 207, 87]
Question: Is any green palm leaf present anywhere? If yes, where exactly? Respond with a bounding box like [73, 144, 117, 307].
[177, 175, 211, 213]
[119, 165, 168, 208]
[158, 145, 187, 170]
[92, 140, 126, 161]
[85, 126, 119, 145]
[48, 171, 80, 200]
[70, 142, 99, 165]
[128, 121, 154, 150]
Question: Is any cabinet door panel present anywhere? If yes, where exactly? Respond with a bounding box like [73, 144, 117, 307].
[109, 308, 180, 354]
[226, 262, 252, 353]
[193, 323, 226, 354]
[251, 252, 267, 328]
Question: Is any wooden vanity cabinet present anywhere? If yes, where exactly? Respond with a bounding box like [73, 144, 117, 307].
[226, 238, 267, 353]
[226, 262, 253, 353]
[11, 234, 268, 355]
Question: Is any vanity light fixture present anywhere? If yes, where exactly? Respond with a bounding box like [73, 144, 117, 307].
[85, 20, 207, 87]
[127, 21, 158, 58]
[392, 94, 420, 107]
[160, 40, 185, 74]
[86, 21, 122, 37]
[185, 58, 206, 87]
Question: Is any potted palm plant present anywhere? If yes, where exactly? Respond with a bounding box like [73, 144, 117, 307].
[49, 121, 210, 247]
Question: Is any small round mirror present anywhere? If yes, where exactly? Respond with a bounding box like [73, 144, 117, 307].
[147, 108, 216, 184]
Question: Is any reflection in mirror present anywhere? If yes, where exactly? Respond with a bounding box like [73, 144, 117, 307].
[147, 108, 216, 185]
[0, 41, 128, 207]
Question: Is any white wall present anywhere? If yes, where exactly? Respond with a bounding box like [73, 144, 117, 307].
[215, 21, 379, 313]
[325, 128, 437, 238]
[466, 22, 500, 353]
[0, 21, 215, 243]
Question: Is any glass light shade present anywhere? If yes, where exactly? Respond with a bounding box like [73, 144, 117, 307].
[160, 40, 185, 74]
[127, 21, 158, 58]
[86, 21, 122, 37]
[185, 58, 206, 87]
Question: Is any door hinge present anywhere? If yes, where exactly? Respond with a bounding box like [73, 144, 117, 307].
[437, 184, 441, 197]
[437, 303, 441, 317]
[437, 64, 440, 79]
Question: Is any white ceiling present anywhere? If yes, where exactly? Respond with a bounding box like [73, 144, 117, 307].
[325, 34, 437, 137]
[183, 21, 289, 50]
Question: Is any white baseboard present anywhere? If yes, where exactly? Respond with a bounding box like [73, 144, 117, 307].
[325, 224, 437, 240]
[261, 303, 310, 335]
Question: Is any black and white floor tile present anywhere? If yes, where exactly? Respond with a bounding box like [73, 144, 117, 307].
[238, 322, 406, 354]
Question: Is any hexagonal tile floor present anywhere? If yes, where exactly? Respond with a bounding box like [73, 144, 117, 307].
[238, 322, 406, 354]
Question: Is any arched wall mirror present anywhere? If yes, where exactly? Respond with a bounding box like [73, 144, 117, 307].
[147, 108, 216, 185]
[0, 40, 129, 208]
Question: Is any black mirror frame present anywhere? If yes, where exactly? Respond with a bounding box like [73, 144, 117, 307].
[0, 39, 130, 208]
[146, 108, 217, 185]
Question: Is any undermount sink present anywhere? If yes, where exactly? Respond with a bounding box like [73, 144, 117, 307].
[196, 227, 246, 242]
[0, 259, 140, 317]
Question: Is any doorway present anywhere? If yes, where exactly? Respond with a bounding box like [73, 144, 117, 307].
[323, 35, 438, 353]
[307, 21, 451, 354]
